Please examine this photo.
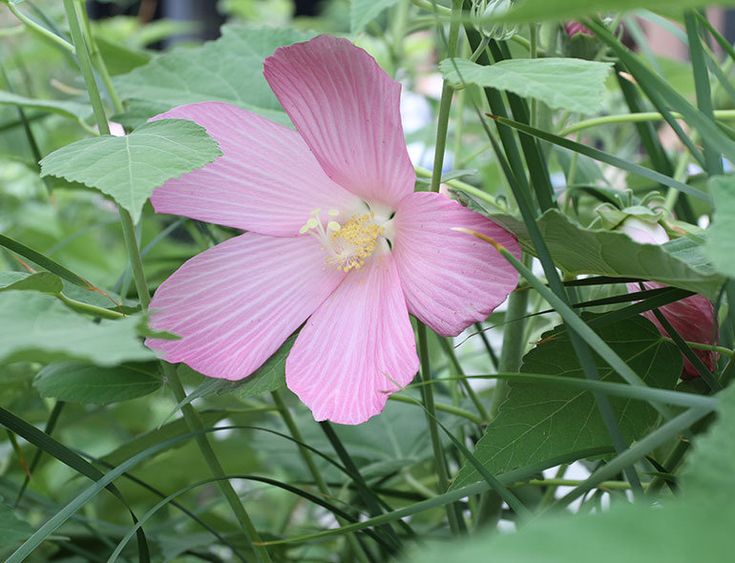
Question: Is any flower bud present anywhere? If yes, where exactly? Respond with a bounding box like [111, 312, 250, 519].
[471, 0, 518, 40]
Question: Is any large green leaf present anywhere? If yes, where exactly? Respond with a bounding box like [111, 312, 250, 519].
[494, 0, 735, 24]
[114, 25, 312, 124]
[40, 119, 221, 222]
[491, 209, 723, 299]
[0, 91, 91, 124]
[34, 361, 161, 404]
[404, 384, 735, 563]
[0, 505, 32, 551]
[452, 316, 681, 489]
[351, 0, 398, 32]
[440, 58, 612, 114]
[705, 176, 735, 278]
[0, 291, 153, 366]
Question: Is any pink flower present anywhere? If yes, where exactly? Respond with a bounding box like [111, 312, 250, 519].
[621, 217, 718, 378]
[145, 36, 520, 424]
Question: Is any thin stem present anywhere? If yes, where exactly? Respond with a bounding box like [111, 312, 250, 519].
[56, 293, 124, 320]
[429, 0, 463, 192]
[6, 2, 75, 53]
[492, 281, 530, 420]
[271, 391, 370, 563]
[61, 2, 268, 559]
[78, 2, 124, 114]
[417, 323, 464, 534]
[415, 165, 504, 210]
[438, 338, 490, 421]
[559, 109, 735, 137]
[389, 393, 484, 425]
[165, 365, 269, 561]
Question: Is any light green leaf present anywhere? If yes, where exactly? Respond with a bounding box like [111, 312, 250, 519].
[452, 316, 680, 489]
[405, 385, 735, 563]
[0, 272, 63, 294]
[114, 25, 313, 124]
[680, 380, 735, 497]
[0, 291, 153, 366]
[351, 0, 398, 32]
[39, 119, 221, 222]
[0, 90, 92, 123]
[440, 58, 612, 114]
[494, 0, 735, 24]
[705, 176, 735, 278]
[0, 504, 32, 550]
[34, 361, 161, 404]
[490, 209, 723, 299]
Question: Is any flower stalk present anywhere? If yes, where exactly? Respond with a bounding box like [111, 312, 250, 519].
[61, 1, 269, 559]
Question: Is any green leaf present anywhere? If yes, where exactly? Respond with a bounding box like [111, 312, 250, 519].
[679, 381, 735, 497]
[34, 361, 161, 404]
[440, 58, 612, 114]
[114, 25, 313, 123]
[351, 0, 398, 32]
[405, 385, 735, 563]
[490, 209, 723, 299]
[0, 272, 63, 294]
[95, 36, 152, 76]
[452, 315, 681, 489]
[40, 119, 222, 222]
[0, 90, 91, 123]
[495, 0, 735, 24]
[0, 291, 153, 366]
[705, 175, 735, 278]
[0, 504, 32, 551]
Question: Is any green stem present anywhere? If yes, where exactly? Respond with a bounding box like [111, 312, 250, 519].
[165, 366, 269, 561]
[663, 339, 735, 358]
[78, 2, 124, 114]
[437, 337, 489, 421]
[62, 2, 268, 559]
[526, 478, 634, 491]
[492, 282, 529, 420]
[417, 323, 465, 534]
[389, 393, 483, 425]
[271, 391, 370, 563]
[6, 2, 75, 53]
[429, 0, 463, 192]
[559, 109, 735, 137]
[415, 165, 504, 210]
[647, 438, 690, 495]
[57, 293, 124, 320]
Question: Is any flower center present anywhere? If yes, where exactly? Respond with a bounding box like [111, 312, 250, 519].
[300, 208, 386, 272]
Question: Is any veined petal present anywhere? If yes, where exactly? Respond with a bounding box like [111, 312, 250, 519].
[264, 36, 415, 207]
[392, 192, 520, 337]
[147, 233, 345, 379]
[150, 102, 358, 236]
[286, 254, 419, 425]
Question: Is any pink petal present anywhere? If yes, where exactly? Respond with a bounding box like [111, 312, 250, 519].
[392, 192, 520, 337]
[630, 282, 719, 378]
[147, 233, 345, 380]
[286, 254, 419, 424]
[150, 102, 359, 236]
[264, 36, 415, 207]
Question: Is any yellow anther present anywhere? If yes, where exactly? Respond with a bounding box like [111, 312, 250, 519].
[328, 209, 340, 217]
[329, 213, 384, 272]
[327, 221, 341, 232]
